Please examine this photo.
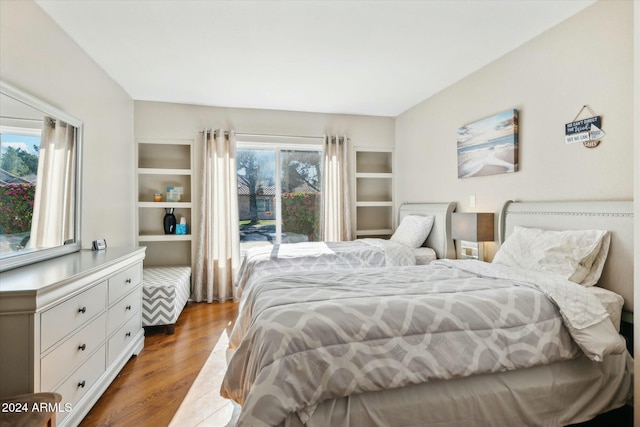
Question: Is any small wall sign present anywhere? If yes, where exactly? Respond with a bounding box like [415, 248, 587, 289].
[564, 105, 605, 148]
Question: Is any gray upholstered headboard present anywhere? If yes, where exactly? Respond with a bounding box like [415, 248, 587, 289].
[499, 200, 634, 313]
[398, 202, 456, 259]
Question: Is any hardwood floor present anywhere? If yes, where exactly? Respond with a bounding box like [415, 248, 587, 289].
[79, 301, 238, 427]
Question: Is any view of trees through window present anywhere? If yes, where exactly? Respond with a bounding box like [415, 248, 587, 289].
[0, 133, 40, 253]
[237, 145, 322, 250]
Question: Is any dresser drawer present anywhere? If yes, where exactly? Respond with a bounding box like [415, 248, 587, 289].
[108, 287, 142, 336]
[41, 281, 107, 352]
[108, 313, 141, 366]
[41, 312, 106, 391]
[54, 344, 106, 424]
[109, 263, 142, 305]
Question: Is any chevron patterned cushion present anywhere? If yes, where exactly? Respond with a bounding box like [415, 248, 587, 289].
[142, 266, 191, 327]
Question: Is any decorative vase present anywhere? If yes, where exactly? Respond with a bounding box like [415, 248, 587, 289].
[163, 208, 176, 234]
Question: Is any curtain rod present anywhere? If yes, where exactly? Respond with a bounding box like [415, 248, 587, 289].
[199, 130, 350, 141]
[235, 132, 324, 140]
[199, 128, 226, 134]
[199, 129, 323, 140]
[200, 128, 351, 141]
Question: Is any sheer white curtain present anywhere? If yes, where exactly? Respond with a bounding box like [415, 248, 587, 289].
[30, 117, 76, 248]
[193, 129, 240, 303]
[321, 135, 351, 242]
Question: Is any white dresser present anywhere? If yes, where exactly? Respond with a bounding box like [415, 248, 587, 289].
[0, 247, 146, 427]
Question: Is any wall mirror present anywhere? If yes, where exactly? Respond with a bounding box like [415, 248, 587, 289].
[0, 81, 83, 272]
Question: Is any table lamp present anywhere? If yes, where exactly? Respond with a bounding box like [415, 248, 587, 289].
[452, 212, 494, 261]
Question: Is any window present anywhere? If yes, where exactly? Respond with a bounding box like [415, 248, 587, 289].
[0, 131, 41, 254]
[256, 199, 270, 212]
[237, 142, 322, 251]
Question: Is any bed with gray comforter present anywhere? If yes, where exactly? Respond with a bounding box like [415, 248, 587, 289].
[235, 239, 416, 297]
[221, 260, 629, 427]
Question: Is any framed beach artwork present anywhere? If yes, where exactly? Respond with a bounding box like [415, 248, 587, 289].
[457, 109, 518, 178]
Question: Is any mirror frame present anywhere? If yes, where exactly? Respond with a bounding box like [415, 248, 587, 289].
[0, 81, 83, 272]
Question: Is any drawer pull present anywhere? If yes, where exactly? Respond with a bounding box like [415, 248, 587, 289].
[125, 278, 132, 284]
[78, 380, 86, 388]
[125, 305, 132, 311]
[125, 332, 131, 337]
[78, 344, 86, 351]
[78, 307, 87, 314]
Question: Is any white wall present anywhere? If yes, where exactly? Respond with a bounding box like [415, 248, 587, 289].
[0, 0, 135, 248]
[395, 0, 633, 259]
[134, 101, 394, 147]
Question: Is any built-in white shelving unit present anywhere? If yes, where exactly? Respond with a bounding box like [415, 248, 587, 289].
[354, 147, 394, 238]
[135, 139, 194, 268]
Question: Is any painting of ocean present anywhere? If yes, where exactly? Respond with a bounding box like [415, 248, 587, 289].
[457, 109, 518, 178]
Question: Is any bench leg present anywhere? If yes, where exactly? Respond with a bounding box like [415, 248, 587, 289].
[164, 324, 175, 335]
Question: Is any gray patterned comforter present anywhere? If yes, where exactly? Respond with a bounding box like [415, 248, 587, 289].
[222, 260, 626, 427]
[235, 238, 416, 297]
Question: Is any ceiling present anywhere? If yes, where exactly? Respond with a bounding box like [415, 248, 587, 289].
[35, 0, 596, 117]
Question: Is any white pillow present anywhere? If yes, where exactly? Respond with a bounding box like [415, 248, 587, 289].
[390, 215, 435, 248]
[492, 226, 610, 286]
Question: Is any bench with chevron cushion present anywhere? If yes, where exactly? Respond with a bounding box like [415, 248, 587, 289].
[142, 266, 191, 334]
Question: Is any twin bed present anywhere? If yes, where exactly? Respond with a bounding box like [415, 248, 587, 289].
[235, 202, 456, 296]
[222, 201, 633, 427]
